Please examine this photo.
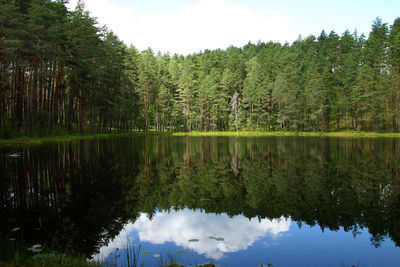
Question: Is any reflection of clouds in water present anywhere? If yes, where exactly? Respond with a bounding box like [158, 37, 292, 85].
[134, 209, 291, 259]
[93, 224, 137, 261]
[94, 209, 291, 260]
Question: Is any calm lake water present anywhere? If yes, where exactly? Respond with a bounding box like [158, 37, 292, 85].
[1, 136, 400, 266]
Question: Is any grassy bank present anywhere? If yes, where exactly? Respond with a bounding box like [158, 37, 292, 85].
[172, 131, 400, 138]
[2, 130, 400, 145]
[0, 131, 166, 145]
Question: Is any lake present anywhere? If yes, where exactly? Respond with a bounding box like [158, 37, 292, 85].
[1, 136, 400, 266]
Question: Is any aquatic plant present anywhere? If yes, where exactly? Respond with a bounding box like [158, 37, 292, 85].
[120, 234, 143, 267]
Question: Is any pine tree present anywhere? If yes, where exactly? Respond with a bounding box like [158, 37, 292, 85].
[358, 18, 389, 130]
[388, 18, 400, 132]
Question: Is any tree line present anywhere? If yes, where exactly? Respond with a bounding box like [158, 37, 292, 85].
[0, 0, 139, 137]
[1, 0, 400, 137]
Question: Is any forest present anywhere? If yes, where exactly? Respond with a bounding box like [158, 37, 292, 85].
[1, 0, 400, 137]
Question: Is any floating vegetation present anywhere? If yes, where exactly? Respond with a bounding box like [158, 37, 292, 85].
[9, 238, 16, 241]
[141, 250, 151, 256]
[11, 227, 20, 232]
[209, 236, 224, 241]
[153, 254, 160, 258]
[27, 244, 43, 254]
[177, 249, 191, 254]
[188, 239, 199, 242]
[5, 152, 22, 158]
[28, 248, 43, 253]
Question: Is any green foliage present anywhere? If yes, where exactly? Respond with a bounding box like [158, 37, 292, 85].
[0, 238, 101, 267]
[0, 0, 139, 137]
[0, 0, 398, 139]
[128, 17, 398, 133]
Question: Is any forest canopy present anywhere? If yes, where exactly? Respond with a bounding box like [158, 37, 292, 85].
[1, 0, 400, 137]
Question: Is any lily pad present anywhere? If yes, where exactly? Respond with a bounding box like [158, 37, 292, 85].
[11, 228, 20, 232]
[177, 249, 191, 254]
[9, 238, 16, 241]
[188, 239, 199, 242]
[153, 254, 160, 258]
[6, 153, 21, 158]
[209, 236, 224, 241]
[141, 251, 151, 256]
[32, 244, 42, 248]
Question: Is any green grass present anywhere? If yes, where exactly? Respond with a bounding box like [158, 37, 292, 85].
[171, 131, 400, 138]
[0, 131, 166, 145]
[0, 238, 101, 267]
[2, 130, 400, 146]
[0, 252, 102, 267]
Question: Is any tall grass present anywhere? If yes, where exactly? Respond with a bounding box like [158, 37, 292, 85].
[100, 233, 143, 267]
[121, 235, 143, 267]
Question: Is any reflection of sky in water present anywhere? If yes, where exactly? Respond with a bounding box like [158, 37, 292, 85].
[95, 209, 290, 261]
[94, 209, 400, 267]
[132, 209, 290, 259]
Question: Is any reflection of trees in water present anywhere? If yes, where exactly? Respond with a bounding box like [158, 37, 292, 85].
[230, 139, 240, 176]
[0, 139, 141, 256]
[0, 136, 399, 256]
[134, 137, 400, 248]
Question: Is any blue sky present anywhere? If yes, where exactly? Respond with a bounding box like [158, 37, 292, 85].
[67, 0, 399, 55]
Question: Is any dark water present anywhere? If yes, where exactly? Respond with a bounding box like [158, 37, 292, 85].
[1, 136, 400, 266]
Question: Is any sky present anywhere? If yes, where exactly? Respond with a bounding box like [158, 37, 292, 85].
[66, 0, 400, 55]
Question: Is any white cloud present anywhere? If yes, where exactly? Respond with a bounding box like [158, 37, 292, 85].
[66, 0, 136, 42]
[92, 223, 137, 262]
[94, 209, 291, 261]
[67, 0, 295, 55]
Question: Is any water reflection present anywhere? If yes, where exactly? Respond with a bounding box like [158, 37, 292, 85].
[1, 136, 400, 266]
[132, 210, 289, 259]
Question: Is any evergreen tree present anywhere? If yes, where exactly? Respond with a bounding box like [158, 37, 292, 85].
[388, 18, 400, 132]
[0, 1, 398, 137]
[358, 18, 389, 130]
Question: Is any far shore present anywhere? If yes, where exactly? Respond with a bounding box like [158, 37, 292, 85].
[1, 131, 400, 145]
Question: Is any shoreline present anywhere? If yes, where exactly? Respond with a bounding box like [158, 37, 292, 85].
[171, 131, 400, 138]
[1, 131, 400, 145]
[0, 132, 164, 145]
